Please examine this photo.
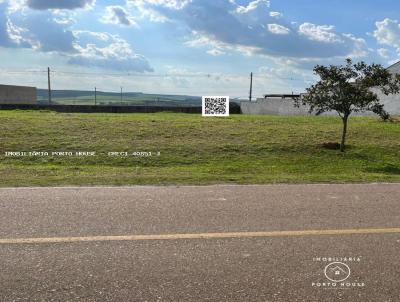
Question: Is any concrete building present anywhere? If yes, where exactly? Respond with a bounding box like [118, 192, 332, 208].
[372, 61, 400, 115]
[240, 94, 310, 116]
[241, 62, 400, 116]
[0, 84, 37, 105]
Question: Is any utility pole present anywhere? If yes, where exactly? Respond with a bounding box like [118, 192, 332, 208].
[47, 67, 52, 105]
[95, 87, 97, 106]
[120, 87, 123, 104]
[249, 72, 253, 102]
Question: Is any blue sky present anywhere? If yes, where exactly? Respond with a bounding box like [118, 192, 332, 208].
[1, 0, 400, 97]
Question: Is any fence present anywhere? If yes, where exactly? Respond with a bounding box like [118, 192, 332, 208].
[0, 103, 203, 113]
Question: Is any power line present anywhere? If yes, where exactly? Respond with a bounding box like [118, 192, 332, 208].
[53, 71, 317, 82]
[0, 68, 317, 82]
[2, 70, 47, 74]
[249, 72, 253, 102]
[47, 67, 52, 105]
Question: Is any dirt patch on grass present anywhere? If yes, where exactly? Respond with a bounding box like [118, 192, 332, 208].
[320, 142, 341, 150]
[391, 116, 400, 123]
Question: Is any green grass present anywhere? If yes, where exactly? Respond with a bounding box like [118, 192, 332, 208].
[0, 110, 399, 187]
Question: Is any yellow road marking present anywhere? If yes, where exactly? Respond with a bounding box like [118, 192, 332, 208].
[0, 228, 399, 245]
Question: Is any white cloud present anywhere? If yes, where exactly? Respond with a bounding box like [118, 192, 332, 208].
[162, 1, 367, 61]
[7, 0, 26, 12]
[373, 18, 400, 49]
[102, 6, 137, 27]
[258, 64, 317, 85]
[0, 1, 153, 72]
[6, 18, 30, 45]
[4, 17, 150, 72]
[298, 23, 342, 43]
[9, 10, 77, 52]
[129, 0, 190, 10]
[206, 48, 225, 56]
[185, 31, 261, 57]
[377, 48, 390, 59]
[267, 23, 290, 35]
[70, 31, 153, 72]
[269, 11, 282, 18]
[127, 0, 171, 22]
[236, 0, 270, 14]
[126, 0, 367, 63]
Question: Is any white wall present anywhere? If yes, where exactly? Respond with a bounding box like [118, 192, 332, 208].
[0, 84, 37, 104]
[240, 96, 393, 116]
[376, 62, 400, 115]
[241, 98, 312, 116]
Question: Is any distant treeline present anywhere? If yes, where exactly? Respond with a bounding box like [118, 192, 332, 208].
[36, 89, 202, 107]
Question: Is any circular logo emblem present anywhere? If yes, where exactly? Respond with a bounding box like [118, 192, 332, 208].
[324, 262, 351, 282]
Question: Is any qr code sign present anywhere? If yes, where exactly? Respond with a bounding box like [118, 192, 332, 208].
[202, 96, 230, 117]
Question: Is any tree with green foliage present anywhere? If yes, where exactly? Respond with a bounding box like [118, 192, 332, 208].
[296, 59, 400, 152]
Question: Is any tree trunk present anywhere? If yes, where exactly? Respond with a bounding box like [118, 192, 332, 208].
[340, 116, 349, 152]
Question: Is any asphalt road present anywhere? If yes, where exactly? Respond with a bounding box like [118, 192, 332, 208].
[0, 184, 399, 301]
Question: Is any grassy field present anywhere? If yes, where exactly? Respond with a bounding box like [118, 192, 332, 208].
[0, 110, 399, 187]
